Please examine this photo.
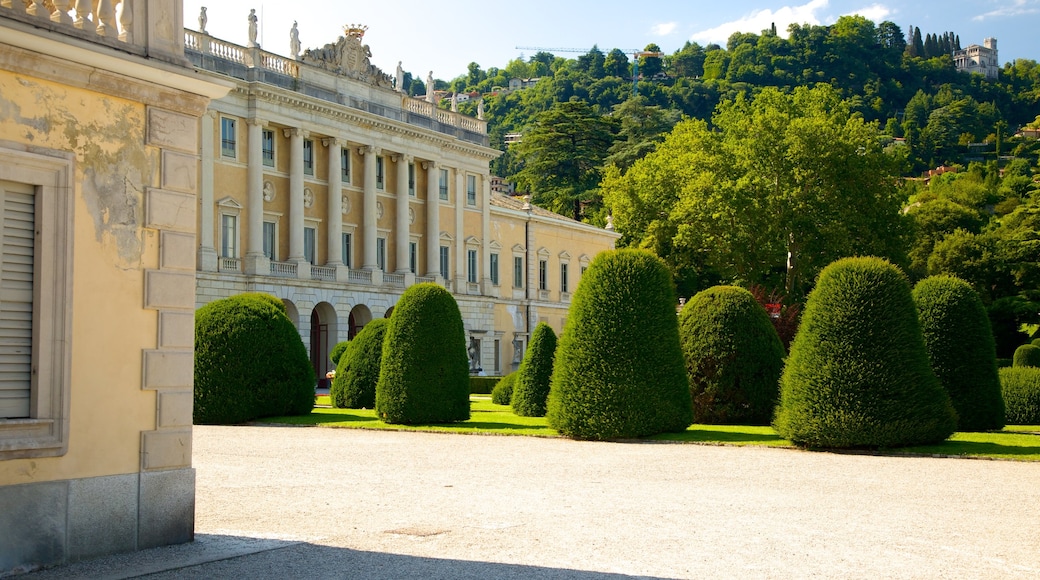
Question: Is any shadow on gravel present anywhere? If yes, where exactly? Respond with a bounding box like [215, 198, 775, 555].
[27, 534, 679, 580]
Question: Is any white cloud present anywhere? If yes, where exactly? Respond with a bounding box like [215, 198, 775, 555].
[973, 0, 1040, 21]
[690, 0, 896, 45]
[652, 22, 679, 36]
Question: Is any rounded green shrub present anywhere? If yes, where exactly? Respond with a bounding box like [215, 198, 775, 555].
[774, 257, 957, 448]
[194, 293, 314, 424]
[999, 367, 1040, 424]
[330, 319, 388, 409]
[492, 372, 517, 406]
[375, 283, 470, 424]
[679, 285, 785, 425]
[511, 322, 558, 417]
[1013, 344, 1040, 368]
[546, 249, 692, 440]
[329, 341, 350, 366]
[913, 276, 1005, 431]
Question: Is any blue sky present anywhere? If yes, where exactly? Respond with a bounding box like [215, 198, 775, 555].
[183, 1, 1040, 81]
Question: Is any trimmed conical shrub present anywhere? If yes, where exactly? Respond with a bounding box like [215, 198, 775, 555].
[999, 367, 1040, 424]
[330, 318, 388, 409]
[492, 372, 517, 405]
[546, 249, 692, 440]
[679, 285, 785, 425]
[1013, 344, 1040, 368]
[774, 257, 956, 448]
[375, 283, 470, 424]
[913, 276, 1005, 431]
[195, 293, 314, 424]
[511, 322, 558, 417]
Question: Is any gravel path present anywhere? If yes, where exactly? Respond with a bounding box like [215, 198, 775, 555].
[29, 425, 1040, 579]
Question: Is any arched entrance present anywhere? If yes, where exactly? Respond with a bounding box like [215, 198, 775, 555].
[282, 299, 300, 331]
[310, 302, 338, 387]
[347, 304, 372, 340]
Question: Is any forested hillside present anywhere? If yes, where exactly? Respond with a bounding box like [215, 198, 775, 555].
[422, 16, 1040, 351]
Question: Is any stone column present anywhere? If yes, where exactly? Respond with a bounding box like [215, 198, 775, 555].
[424, 160, 440, 281]
[454, 168, 465, 291]
[361, 145, 380, 271]
[324, 137, 348, 280]
[394, 153, 412, 278]
[244, 118, 267, 274]
[198, 111, 218, 271]
[284, 127, 308, 277]
[481, 172, 493, 295]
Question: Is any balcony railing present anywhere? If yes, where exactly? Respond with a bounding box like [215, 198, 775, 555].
[348, 269, 371, 284]
[270, 261, 297, 278]
[383, 272, 405, 287]
[217, 257, 241, 272]
[311, 265, 336, 281]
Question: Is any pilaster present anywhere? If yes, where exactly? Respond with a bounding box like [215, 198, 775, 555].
[197, 111, 218, 272]
[243, 117, 267, 275]
[394, 153, 412, 274]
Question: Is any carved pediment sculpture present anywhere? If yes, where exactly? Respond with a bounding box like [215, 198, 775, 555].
[300, 24, 394, 89]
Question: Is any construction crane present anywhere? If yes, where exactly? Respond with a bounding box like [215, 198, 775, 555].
[514, 46, 664, 95]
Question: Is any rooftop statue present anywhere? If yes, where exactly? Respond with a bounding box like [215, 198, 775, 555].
[300, 24, 394, 89]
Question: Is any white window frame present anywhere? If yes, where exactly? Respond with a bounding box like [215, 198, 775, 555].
[304, 225, 317, 265]
[341, 229, 354, 268]
[409, 240, 418, 274]
[220, 213, 239, 259]
[408, 162, 416, 196]
[261, 128, 275, 167]
[341, 147, 351, 183]
[0, 145, 74, 459]
[490, 252, 499, 286]
[439, 245, 450, 280]
[376, 156, 385, 190]
[467, 248, 478, 284]
[262, 214, 280, 261]
[376, 236, 387, 271]
[439, 168, 449, 201]
[303, 139, 314, 176]
[513, 255, 523, 289]
[466, 174, 477, 206]
[220, 116, 236, 158]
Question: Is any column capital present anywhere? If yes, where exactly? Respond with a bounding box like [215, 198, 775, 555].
[204, 110, 218, 120]
[422, 160, 437, 170]
[322, 137, 343, 148]
[283, 127, 308, 138]
[360, 145, 382, 156]
[390, 152, 413, 163]
[246, 117, 264, 127]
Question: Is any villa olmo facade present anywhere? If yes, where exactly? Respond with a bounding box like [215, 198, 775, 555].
[188, 24, 619, 380]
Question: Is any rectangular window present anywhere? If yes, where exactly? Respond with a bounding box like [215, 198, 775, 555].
[377, 237, 386, 271]
[0, 181, 35, 419]
[493, 339, 501, 373]
[262, 221, 276, 260]
[409, 241, 418, 274]
[262, 129, 275, 166]
[466, 175, 477, 206]
[513, 256, 523, 288]
[561, 263, 569, 293]
[439, 246, 450, 280]
[581, 266, 587, 277]
[341, 232, 352, 268]
[408, 163, 416, 196]
[539, 260, 547, 291]
[490, 253, 499, 285]
[376, 156, 384, 189]
[220, 214, 238, 258]
[304, 226, 316, 264]
[340, 148, 350, 183]
[467, 249, 478, 283]
[303, 139, 314, 176]
[220, 117, 236, 158]
[439, 169, 449, 201]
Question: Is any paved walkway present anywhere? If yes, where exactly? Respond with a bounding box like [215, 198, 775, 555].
[28, 425, 1040, 579]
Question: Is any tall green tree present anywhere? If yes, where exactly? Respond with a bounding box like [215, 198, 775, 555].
[511, 99, 616, 221]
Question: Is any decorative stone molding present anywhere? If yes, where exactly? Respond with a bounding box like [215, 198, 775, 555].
[408, 207, 415, 224]
[376, 201, 383, 219]
[303, 187, 314, 208]
[341, 194, 352, 214]
[262, 180, 276, 202]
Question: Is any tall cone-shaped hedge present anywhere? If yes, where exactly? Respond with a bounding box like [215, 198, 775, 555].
[511, 322, 557, 417]
[330, 318, 388, 409]
[913, 276, 1005, 431]
[546, 249, 692, 439]
[774, 257, 956, 448]
[376, 283, 470, 424]
[679, 285, 785, 425]
[194, 293, 314, 424]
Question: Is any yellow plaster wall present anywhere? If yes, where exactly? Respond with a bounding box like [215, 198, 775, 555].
[0, 71, 161, 484]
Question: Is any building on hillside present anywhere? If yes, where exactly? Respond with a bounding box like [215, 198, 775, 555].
[186, 21, 618, 380]
[954, 38, 999, 80]
[0, 2, 230, 573]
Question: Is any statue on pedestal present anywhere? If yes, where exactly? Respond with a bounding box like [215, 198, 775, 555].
[395, 61, 406, 93]
[477, 99, 485, 120]
[247, 8, 258, 48]
[198, 7, 207, 34]
[426, 71, 435, 103]
[290, 21, 301, 60]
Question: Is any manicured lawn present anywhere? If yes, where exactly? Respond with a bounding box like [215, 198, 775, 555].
[270, 396, 1040, 461]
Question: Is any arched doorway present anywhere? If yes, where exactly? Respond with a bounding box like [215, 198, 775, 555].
[282, 299, 300, 331]
[310, 302, 339, 387]
[384, 306, 394, 318]
[347, 304, 372, 340]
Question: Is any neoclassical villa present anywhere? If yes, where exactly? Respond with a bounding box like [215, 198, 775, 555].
[187, 20, 619, 380]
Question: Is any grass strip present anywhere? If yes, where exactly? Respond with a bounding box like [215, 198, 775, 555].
[268, 396, 1040, 461]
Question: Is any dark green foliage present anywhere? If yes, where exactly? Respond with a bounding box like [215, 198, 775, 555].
[375, 284, 470, 424]
[512, 322, 558, 417]
[774, 257, 957, 448]
[492, 372, 517, 405]
[469, 376, 500, 394]
[679, 286, 785, 425]
[1013, 344, 1040, 368]
[999, 367, 1040, 424]
[913, 276, 1005, 431]
[546, 249, 693, 440]
[330, 319, 388, 409]
[329, 341, 350, 366]
[194, 293, 314, 424]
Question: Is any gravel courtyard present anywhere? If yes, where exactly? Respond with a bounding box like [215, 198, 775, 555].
[30, 425, 1040, 578]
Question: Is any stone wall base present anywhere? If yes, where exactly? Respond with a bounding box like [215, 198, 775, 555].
[0, 468, 195, 574]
